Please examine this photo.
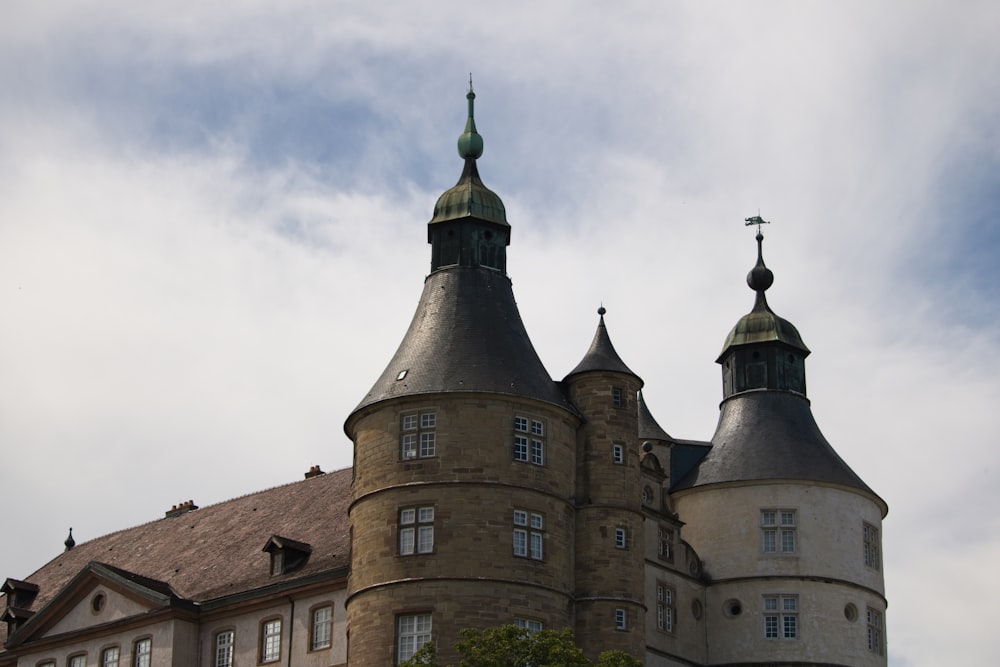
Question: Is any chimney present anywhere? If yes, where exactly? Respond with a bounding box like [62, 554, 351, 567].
[304, 465, 326, 479]
[165, 500, 198, 518]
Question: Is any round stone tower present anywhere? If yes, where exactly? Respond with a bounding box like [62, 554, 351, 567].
[343, 85, 581, 666]
[671, 227, 889, 665]
[563, 309, 647, 659]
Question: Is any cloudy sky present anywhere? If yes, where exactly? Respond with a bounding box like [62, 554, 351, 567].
[2, 1, 998, 664]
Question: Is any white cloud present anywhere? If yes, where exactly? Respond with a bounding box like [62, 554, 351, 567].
[2, 2, 999, 664]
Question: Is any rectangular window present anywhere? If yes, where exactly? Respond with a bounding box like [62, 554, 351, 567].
[133, 639, 151, 667]
[658, 526, 674, 563]
[397, 613, 432, 663]
[513, 509, 544, 560]
[400, 506, 435, 555]
[612, 443, 625, 464]
[763, 595, 798, 639]
[261, 619, 282, 662]
[867, 607, 884, 655]
[215, 631, 234, 667]
[863, 522, 881, 570]
[69, 656, 87, 667]
[401, 412, 436, 459]
[311, 606, 333, 650]
[761, 509, 796, 553]
[614, 527, 628, 549]
[615, 608, 627, 630]
[612, 387, 624, 408]
[656, 583, 675, 633]
[514, 618, 543, 633]
[102, 647, 120, 667]
[531, 439, 544, 465]
[514, 416, 545, 466]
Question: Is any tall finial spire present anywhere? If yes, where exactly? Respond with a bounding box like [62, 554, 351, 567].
[458, 75, 484, 159]
[64, 527, 75, 551]
[744, 214, 774, 303]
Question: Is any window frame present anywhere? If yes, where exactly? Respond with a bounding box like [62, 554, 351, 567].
[513, 509, 545, 560]
[863, 522, 881, 570]
[614, 608, 627, 631]
[612, 387, 625, 408]
[101, 646, 120, 667]
[866, 607, 884, 656]
[761, 509, 797, 554]
[762, 595, 798, 640]
[309, 604, 333, 652]
[399, 505, 435, 556]
[401, 411, 436, 460]
[68, 654, 87, 667]
[260, 617, 282, 663]
[612, 443, 625, 465]
[656, 582, 675, 633]
[657, 526, 674, 563]
[513, 416, 545, 466]
[614, 526, 628, 549]
[397, 612, 432, 664]
[514, 618, 543, 633]
[214, 629, 235, 667]
[132, 638, 151, 667]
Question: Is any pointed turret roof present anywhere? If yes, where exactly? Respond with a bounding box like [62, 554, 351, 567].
[674, 225, 885, 513]
[717, 228, 809, 362]
[637, 390, 672, 442]
[349, 85, 573, 417]
[564, 307, 641, 381]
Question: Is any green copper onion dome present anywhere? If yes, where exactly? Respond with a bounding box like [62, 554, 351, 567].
[430, 83, 508, 227]
[717, 230, 809, 361]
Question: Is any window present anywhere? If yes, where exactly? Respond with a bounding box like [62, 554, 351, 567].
[133, 639, 151, 667]
[763, 595, 798, 639]
[658, 526, 674, 563]
[514, 416, 545, 465]
[514, 618, 543, 633]
[761, 509, 796, 553]
[69, 655, 87, 667]
[656, 583, 675, 633]
[612, 387, 625, 408]
[102, 647, 120, 667]
[863, 523, 881, 570]
[39, 662, 55, 667]
[615, 608, 627, 630]
[215, 630, 234, 667]
[513, 510, 544, 560]
[261, 619, 281, 662]
[400, 506, 435, 555]
[311, 606, 333, 651]
[397, 613, 432, 663]
[401, 412, 436, 459]
[867, 607, 884, 655]
[612, 443, 625, 465]
[614, 527, 628, 549]
[270, 550, 284, 576]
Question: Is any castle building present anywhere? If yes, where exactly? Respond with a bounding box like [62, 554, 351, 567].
[1, 88, 887, 667]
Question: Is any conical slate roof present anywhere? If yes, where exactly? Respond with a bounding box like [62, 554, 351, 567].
[673, 391, 885, 513]
[564, 308, 641, 381]
[351, 267, 573, 413]
[638, 390, 672, 441]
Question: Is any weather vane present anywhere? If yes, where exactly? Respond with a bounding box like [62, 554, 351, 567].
[744, 213, 770, 234]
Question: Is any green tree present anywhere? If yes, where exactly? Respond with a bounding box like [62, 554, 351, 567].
[398, 625, 641, 667]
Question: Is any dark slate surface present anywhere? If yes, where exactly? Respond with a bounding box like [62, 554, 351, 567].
[638, 390, 672, 441]
[351, 266, 574, 415]
[672, 391, 884, 509]
[564, 314, 640, 381]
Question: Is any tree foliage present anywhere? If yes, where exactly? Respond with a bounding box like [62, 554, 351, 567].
[398, 625, 642, 667]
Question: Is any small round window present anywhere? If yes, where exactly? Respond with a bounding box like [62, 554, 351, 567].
[91, 593, 106, 613]
[723, 599, 742, 617]
[691, 599, 704, 620]
[844, 603, 859, 622]
[642, 486, 654, 505]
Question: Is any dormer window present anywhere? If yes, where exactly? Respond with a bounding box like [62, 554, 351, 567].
[262, 536, 312, 576]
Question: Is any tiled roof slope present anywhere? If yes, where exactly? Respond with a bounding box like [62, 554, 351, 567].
[351, 266, 575, 416]
[3, 467, 352, 633]
[564, 312, 640, 381]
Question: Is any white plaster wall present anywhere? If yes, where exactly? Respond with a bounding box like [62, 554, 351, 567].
[17, 618, 186, 667]
[45, 585, 153, 637]
[703, 579, 887, 666]
[672, 482, 885, 594]
[200, 588, 348, 667]
[643, 561, 707, 666]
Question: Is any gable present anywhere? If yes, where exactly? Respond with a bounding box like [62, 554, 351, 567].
[44, 582, 158, 639]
